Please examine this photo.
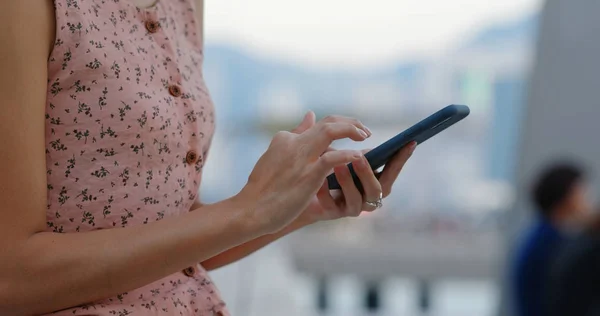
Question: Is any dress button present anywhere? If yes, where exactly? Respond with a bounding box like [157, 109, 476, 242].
[182, 266, 196, 277]
[186, 151, 198, 164]
[145, 20, 160, 33]
[168, 85, 182, 97]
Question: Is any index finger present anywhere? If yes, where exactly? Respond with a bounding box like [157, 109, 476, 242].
[311, 115, 371, 140]
[301, 122, 370, 157]
[320, 115, 371, 134]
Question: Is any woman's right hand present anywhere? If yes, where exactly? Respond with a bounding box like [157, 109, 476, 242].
[237, 113, 372, 234]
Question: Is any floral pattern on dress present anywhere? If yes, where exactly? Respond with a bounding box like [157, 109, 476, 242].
[43, 0, 226, 315]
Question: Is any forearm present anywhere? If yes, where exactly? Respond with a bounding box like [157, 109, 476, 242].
[202, 216, 315, 271]
[1, 197, 265, 316]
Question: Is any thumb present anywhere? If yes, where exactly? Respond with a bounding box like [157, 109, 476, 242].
[291, 111, 316, 134]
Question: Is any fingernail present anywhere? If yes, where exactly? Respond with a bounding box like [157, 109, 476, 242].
[357, 128, 368, 138]
[353, 151, 363, 160]
[364, 126, 373, 137]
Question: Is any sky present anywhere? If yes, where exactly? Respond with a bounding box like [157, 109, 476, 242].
[204, 0, 543, 69]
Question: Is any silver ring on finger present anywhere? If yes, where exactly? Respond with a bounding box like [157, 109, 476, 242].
[364, 192, 383, 209]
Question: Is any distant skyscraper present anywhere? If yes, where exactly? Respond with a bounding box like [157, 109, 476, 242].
[487, 77, 526, 183]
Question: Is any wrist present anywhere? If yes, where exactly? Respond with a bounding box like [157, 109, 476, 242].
[264, 212, 314, 238]
[230, 187, 279, 236]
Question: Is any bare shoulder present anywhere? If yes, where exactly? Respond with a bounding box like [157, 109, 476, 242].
[0, 0, 55, 239]
[0, 0, 55, 53]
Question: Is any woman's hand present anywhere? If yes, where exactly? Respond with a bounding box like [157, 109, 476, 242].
[299, 144, 415, 223]
[290, 111, 415, 224]
[237, 113, 372, 234]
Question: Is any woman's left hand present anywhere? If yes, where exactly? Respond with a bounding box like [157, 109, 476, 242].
[290, 111, 416, 224]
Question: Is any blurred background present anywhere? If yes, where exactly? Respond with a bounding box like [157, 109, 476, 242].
[196, 0, 600, 315]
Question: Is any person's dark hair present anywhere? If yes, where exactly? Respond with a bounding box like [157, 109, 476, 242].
[532, 163, 585, 218]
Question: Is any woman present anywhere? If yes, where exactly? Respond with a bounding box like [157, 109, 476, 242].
[0, 0, 415, 315]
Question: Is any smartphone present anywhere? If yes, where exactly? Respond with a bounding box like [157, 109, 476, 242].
[327, 104, 470, 192]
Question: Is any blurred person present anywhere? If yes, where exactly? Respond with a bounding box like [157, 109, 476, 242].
[0, 1, 416, 315]
[512, 163, 591, 316]
[545, 221, 600, 316]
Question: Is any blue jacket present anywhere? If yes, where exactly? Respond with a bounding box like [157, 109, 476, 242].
[512, 219, 565, 316]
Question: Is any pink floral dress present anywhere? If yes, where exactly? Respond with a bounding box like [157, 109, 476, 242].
[43, 0, 227, 314]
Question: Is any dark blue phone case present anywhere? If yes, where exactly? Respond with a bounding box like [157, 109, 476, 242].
[327, 104, 470, 192]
